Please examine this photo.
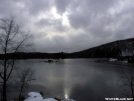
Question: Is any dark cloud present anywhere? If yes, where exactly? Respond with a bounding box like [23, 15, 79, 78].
[69, 11, 91, 29]
[54, 0, 71, 14]
[87, 14, 113, 38]
[0, 0, 17, 17]
[0, 0, 134, 52]
[24, 0, 53, 15]
[68, 0, 118, 28]
[84, 0, 118, 13]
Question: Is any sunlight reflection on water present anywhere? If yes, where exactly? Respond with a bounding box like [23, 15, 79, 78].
[14, 59, 134, 101]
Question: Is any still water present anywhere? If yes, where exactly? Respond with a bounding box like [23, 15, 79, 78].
[15, 59, 134, 101]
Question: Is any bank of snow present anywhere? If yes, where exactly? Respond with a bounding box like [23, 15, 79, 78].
[24, 92, 76, 101]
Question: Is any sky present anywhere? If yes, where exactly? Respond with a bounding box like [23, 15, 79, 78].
[0, 0, 134, 53]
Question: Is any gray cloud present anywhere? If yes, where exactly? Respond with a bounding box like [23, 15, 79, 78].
[68, 0, 118, 28]
[84, 0, 118, 13]
[0, 0, 134, 52]
[36, 18, 67, 32]
[69, 11, 91, 29]
[54, 0, 71, 14]
[24, 0, 53, 15]
[0, 0, 18, 17]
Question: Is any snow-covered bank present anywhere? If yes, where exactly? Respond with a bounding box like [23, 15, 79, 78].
[24, 92, 57, 101]
[61, 99, 76, 101]
[108, 58, 128, 63]
[108, 58, 117, 62]
[24, 92, 76, 101]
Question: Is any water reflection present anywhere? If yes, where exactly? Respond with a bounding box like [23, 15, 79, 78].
[15, 59, 134, 100]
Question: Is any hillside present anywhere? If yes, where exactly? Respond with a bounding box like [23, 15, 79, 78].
[68, 37, 134, 58]
[0, 38, 134, 59]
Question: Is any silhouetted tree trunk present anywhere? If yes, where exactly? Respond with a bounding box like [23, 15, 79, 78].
[14, 67, 35, 101]
[0, 16, 33, 101]
[118, 66, 134, 101]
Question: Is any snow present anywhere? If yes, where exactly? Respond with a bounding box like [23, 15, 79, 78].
[108, 58, 117, 62]
[24, 92, 76, 101]
[24, 92, 57, 101]
[61, 99, 76, 101]
[43, 98, 57, 101]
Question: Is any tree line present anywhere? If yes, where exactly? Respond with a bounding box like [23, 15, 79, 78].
[69, 38, 134, 59]
[1, 37, 134, 59]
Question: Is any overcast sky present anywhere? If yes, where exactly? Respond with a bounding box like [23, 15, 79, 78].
[0, 0, 134, 53]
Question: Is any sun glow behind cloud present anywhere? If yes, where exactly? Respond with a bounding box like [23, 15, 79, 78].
[33, 6, 70, 38]
[51, 7, 61, 19]
[62, 12, 70, 27]
[1, 0, 134, 52]
[51, 7, 70, 26]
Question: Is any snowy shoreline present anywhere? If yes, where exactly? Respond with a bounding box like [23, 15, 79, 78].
[23, 92, 76, 101]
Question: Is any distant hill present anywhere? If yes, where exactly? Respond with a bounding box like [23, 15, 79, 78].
[68, 37, 134, 58]
[0, 38, 134, 59]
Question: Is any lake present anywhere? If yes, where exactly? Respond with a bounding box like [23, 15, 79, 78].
[11, 59, 134, 101]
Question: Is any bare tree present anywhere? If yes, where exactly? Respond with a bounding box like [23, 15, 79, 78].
[14, 67, 36, 101]
[118, 66, 134, 100]
[0, 16, 33, 101]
